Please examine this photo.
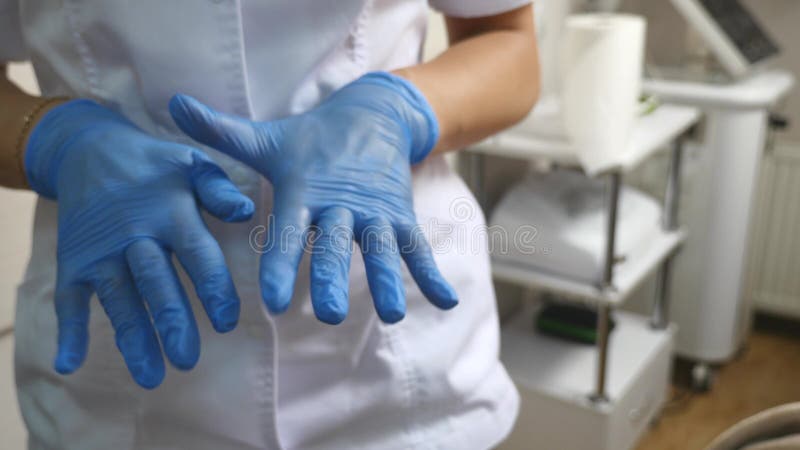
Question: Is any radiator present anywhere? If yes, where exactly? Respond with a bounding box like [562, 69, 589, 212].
[746, 141, 800, 319]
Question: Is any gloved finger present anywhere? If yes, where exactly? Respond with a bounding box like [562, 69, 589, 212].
[126, 238, 200, 371]
[395, 223, 458, 310]
[309, 207, 354, 325]
[357, 217, 406, 324]
[170, 214, 240, 333]
[259, 197, 311, 314]
[190, 150, 255, 223]
[93, 263, 165, 389]
[169, 94, 274, 170]
[53, 281, 92, 375]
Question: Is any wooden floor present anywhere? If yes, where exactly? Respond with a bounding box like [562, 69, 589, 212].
[635, 315, 800, 450]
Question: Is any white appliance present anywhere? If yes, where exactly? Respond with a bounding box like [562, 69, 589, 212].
[642, 70, 795, 371]
[669, 0, 779, 78]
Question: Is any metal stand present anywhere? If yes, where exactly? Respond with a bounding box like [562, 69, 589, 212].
[463, 133, 687, 405]
[592, 172, 622, 403]
[651, 138, 685, 330]
[592, 303, 612, 403]
[602, 173, 622, 286]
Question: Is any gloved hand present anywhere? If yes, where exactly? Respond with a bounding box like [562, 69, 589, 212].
[25, 99, 255, 388]
[169, 72, 458, 325]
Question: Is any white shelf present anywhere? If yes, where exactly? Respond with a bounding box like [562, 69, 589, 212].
[501, 307, 675, 404]
[500, 307, 676, 450]
[643, 69, 795, 110]
[491, 228, 686, 306]
[467, 103, 700, 176]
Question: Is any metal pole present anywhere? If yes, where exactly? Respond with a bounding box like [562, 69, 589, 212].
[593, 172, 621, 403]
[651, 138, 684, 329]
[652, 261, 674, 330]
[592, 303, 612, 403]
[663, 138, 684, 231]
[602, 172, 622, 287]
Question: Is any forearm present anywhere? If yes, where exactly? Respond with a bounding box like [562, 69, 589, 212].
[394, 5, 539, 154]
[0, 65, 66, 189]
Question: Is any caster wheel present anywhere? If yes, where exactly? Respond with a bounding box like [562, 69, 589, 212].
[691, 363, 713, 392]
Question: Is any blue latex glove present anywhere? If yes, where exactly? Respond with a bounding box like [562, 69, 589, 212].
[25, 99, 254, 388]
[169, 72, 458, 325]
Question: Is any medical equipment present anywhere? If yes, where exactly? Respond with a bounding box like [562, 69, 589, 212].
[170, 72, 457, 325]
[640, 70, 795, 388]
[670, 0, 779, 79]
[26, 99, 255, 388]
[466, 100, 700, 449]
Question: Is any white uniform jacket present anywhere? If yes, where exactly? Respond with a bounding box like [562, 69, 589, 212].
[0, 0, 530, 448]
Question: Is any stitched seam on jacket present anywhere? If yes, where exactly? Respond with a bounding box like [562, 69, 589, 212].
[63, 0, 102, 98]
[350, 0, 371, 70]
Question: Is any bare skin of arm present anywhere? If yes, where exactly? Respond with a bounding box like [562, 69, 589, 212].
[0, 4, 538, 189]
[395, 4, 540, 153]
[0, 64, 65, 189]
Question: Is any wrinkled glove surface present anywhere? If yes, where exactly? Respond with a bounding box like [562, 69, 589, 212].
[170, 72, 458, 325]
[26, 99, 254, 388]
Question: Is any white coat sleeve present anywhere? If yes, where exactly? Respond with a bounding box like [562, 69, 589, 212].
[0, 0, 28, 62]
[428, 0, 532, 18]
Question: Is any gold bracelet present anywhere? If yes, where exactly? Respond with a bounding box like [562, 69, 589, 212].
[14, 97, 70, 186]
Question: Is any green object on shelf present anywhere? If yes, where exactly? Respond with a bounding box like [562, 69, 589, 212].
[535, 302, 616, 345]
[537, 317, 599, 344]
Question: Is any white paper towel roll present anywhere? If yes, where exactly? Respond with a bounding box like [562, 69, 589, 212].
[561, 14, 646, 174]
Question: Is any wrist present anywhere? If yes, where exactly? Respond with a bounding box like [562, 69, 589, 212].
[24, 99, 127, 198]
[4, 97, 69, 190]
[355, 71, 440, 164]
